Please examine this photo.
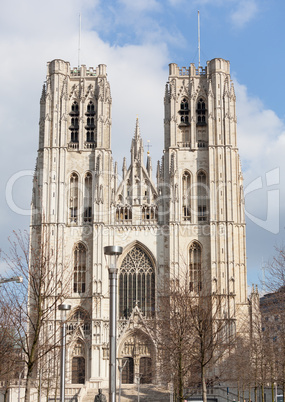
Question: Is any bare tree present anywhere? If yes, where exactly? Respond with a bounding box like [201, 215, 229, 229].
[148, 271, 235, 402]
[0, 299, 24, 401]
[0, 229, 71, 402]
[262, 246, 285, 399]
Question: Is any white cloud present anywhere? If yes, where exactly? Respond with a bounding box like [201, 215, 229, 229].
[231, 0, 258, 28]
[0, 0, 169, 255]
[235, 80, 285, 178]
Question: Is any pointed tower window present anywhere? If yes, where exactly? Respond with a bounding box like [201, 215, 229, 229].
[119, 246, 155, 319]
[85, 101, 96, 149]
[197, 171, 208, 222]
[84, 172, 92, 223]
[69, 102, 79, 146]
[69, 173, 79, 224]
[86, 101, 95, 116]
[73, 243, 87, 293]
[71, 102, 79, 115]
[182, 171, 191, 221]
[197, 98, 207, 125]
[178, 98, 190, 126]
[189, 241, 202, 292]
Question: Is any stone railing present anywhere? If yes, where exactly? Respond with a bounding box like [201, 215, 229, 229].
[179, 67, 189, 76]
[68, 142, 79, 150]
[178, 66, 206, 76]
[177, 141, 191, 148]
[84, 141, 96, 149]
[70, 67, 96, 77]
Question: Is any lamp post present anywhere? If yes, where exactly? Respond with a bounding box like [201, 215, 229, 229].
[136, 373, 142, 402]
[117, 358, 127, 402]
[104, 245, 123, 402]
[18, 367, 25, 402]
[58, 303, 71, 402]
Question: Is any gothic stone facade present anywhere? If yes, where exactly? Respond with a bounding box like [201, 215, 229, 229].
[31, 58, 248, 388]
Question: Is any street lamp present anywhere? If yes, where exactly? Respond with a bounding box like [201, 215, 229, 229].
[0, 276, 23, 285]
[58, 303, 71, 402]
[104, 245, 123, 402]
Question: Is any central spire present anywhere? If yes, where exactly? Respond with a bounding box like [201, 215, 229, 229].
[131, 117, 143, 163]
[135, 116, 140, 139]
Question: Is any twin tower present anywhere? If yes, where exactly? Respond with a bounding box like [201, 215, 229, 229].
[31, 58, 249, 387]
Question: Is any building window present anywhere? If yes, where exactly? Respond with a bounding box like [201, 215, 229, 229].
[67, 309, 91, 336]
[182, 171, 191, 221]
[197, 171, 208, 222]
[189, 241, 202, 292]
[142, 206, 157, 222]
[69, 173, 78, 224]
[179, 97, 190, 126]
[84, 172, 92, 223]
[71, 101, 79, 114]
[116, 206, 132, 222]
[119, 246, 155, 319]
[85, 101, 96, 148]
[86, 100, 95, 115]
[69, 102, 79, 144]
[197, 98, 206, 125]
[74, 243, 86, 293]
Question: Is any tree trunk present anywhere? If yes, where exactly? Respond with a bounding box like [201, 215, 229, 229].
[202, 365, 207, 402]
[238, 380, 240, 402]
[4, 383, 9, 402]
[178, 349, 184, 402]
[282, 365, 285, 402]
[25, 373, 32, 402]
[248, 383, 251, 402]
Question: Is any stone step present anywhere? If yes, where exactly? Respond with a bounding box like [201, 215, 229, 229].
[81, 385, 170, 402]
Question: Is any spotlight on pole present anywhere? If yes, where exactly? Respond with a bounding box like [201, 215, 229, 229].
[104, 245, 123, 402]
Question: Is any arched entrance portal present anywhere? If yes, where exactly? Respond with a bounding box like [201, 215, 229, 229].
[71, 340, 86, 384]
[119, 332, 153, 384]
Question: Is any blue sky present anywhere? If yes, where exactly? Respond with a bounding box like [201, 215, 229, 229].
[0, 0, 284, 291]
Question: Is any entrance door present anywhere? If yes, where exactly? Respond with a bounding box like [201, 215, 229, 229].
[139, 357, 152, 384]
[122, 357, 134, 384]
[72, 356, 85, 384]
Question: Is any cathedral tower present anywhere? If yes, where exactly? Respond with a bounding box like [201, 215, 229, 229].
[32, 59, 115, 385]
[163, 59, 247, 326]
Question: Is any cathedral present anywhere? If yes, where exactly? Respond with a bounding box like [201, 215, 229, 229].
[30, 57, 250, 396]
